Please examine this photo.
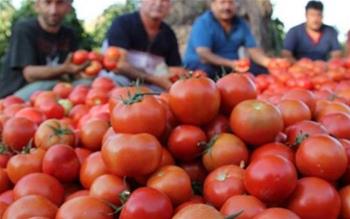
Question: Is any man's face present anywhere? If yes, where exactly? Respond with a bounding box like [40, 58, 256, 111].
[305, 8, 323, 31]
[140, 0, 171, 20]
[211, 0, 236, 22]
[35, 0, 71, 28]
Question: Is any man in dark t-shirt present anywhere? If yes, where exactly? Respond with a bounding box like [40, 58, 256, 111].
[105, 0, 182, 90]
[0, 0, 88, 100]
[282, 1, 342, 62]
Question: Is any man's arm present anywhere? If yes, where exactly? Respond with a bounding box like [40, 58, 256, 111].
[281, 50, 296, 63]
[247, 48, 271, 67]
[196, 47, 234, 69]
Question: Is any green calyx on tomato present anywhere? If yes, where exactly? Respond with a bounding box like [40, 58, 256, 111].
[225, 210, 244, 219]
[291, 131, 309, 147]
[121, 92, 160, 105]
[48, 125, 73, 137]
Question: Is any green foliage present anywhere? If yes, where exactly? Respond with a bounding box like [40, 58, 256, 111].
[0, 0, 16, 59]
[268, 17, 285, 56]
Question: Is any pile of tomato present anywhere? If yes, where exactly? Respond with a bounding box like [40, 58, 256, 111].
[1, 55, 350, 218]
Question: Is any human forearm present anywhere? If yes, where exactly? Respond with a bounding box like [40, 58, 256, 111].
[248, 48, 271, 67]
[196, 48, 233, 69]
[23, 65, 66, 82]
[281, 50, 296, 63]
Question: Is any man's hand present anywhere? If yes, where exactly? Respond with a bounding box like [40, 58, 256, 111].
[61, 53, 90, 75]
[149, 74, 173, 90]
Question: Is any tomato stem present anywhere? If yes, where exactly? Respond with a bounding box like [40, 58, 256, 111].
[121, 92, 160, 105]
[225, 210, 244, 219]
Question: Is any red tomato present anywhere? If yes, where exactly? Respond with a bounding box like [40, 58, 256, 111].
[282, 88, 316, 113]
[244, 155, 297, 204]
[15, 107, 46, 126]
[285, 120, 328, 146]
[147, 165, 192, 206]
[202, 133, 249, 171]
[13, 173, 64, 206]
[0, 201, 7, 218]
[52, 82, 73, 98]
[217, 73, 257, 114]
[277, 99, 312, 127]
[56, 196, 113, 219]
[72, 50, 89, 65]
[180, 161, 208, 183]
[230, 100, 284, 146]
[340, 139, 350, 184]
[68, 85, 90, 105]
[42, 144, 80, 183]
[120, 187, 173, 219]
[175, 196, 205, 214]
[104, 46, 121, 61]
[80, 119, 109, 151]
[2, 195, 57, 219]
[1, 96, 24, 109]
[159, 147, 175, 167]
[169, 76, 220, 125]
[80, 152, 108, 189]
[167, 125, 207, 162]
[204, 165, 245, 208]
[69, 104, 90, 126]
[253, 208, 300, 219]
[64, 190, 89, 202]
[111, 94, 166, 138]
[287, 177, 340, 219]
[2, 117, 36, 151]
[88, 51, 104, 62]
[173, 204, 225, 219]
[0, 168, 11, 194]
[319, 112, 350, 139]
[250, 142, 295, 163]
[0, 190, 13, 205]
[296, 134, 347, 181]
[102, 133, 162, 177]
[204, 114, 231, 139]
[90, 174, 128, 206]
[84, 60, 103, 76]
[220, 195, 266, 218]
[91, 76, 115, 91]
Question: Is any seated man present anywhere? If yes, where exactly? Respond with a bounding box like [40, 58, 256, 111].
[0, 0, 88, 100]
[184, 0, 271, 78]
[282, 1, 342, 62]
[106, 0, 182, 90]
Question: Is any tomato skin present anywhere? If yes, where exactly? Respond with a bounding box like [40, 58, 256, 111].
[253, 208, 300, 219]
[277, 99, 312, 127]
[169, 77, 221, 126]
[244, 155, 297, 204]
[220, 195, 266, 218]
[72, 49, 89, 65]
[13, 173, 64, 206]
[42, 144, 80, 183]
[111, 95, 166, 138]
[2, 117, 37, 151]
[147, 165, 192, 206]
[174, 196, 205, 214]
[53, 82, 73, 99]
[15, 107, 46, 126]
[84, 60, 102, 76]
[0, 190, 14, 205]
[91, 76, 115, 91]
[217, 73, 257, 114]
[319, 112, 350, 139]
[80, 152, 109, 189]
[204, 114, 231, 139]
[202, 133, 249, 172]
[230, 100, 284, 146]
[282, 88, 316, 113]
[56, 196, 113, 219]
[250, 142, 295, 163]
[167, 125, 207, 162]
[339, 185, 350, 219]
[34, 119, 75, 149]
[203, 165, 245, 209]
[2, 195, 58, 219]
[180, 161, 207, 183]
[296, 134, 347, 181]
[287, 177, 341, 219]
[80, 119, 109, 151]
[285, 120, 328, 146]
[120, 187, 173, 219]
[102, 133, 162, 177]
[173, 203, 225, 219]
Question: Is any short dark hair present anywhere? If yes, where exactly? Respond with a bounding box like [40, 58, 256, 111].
[305, 1, 323, 12]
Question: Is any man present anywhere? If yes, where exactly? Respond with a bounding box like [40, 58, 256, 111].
[282, 1, 342, 62]
[106, 0, 182, 90]
[184, 0, 271, 78]
[0, 0, 88, 100]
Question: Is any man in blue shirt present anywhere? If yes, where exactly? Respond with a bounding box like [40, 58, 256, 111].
[184, 0, 271, 78]
[282, 1, 342, 62]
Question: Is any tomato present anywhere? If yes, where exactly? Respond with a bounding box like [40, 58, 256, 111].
[167, 125, 206, 162]
[103, 56, 117, 71]
[34, 119, 75, 149]
[204, 114, 231, 139]
[159, 147, 175, 167]
[0, 190, 13, 205]
[0, 152, 11, 169]
[0, 201, 7, 218]
[15, 107, 46, 126]
[2, 117, 37, 151]
[13, 173, 64, 206]
[108, 86, 151, 112]
[202, 133, 249, 171]
[250, 142, 295, 163]
[72, 49, 89, 65]
[2, 195, 57, 219]
[42, 144, 80, 183]
[340, 185, 350, 219]
[220, 195, 266, 218]
[75, 147, 92, 165]
[69, 104, 90, 126]
[91, 76, 115, 91]
[282, 88, 316, 113]
[80, 119, 109, 151]
[253, 208, 300, 219]
[147, 165, 192, 206]
[169, 76, 220, 125]
[230, 100, 284, 146]
[56, 196, 113, 219]
[180, 161, 207, 183]
[285, 120, 328, 146]
[120, 187, 173, 219]
[80, 152, 109, 189]
[316, 101, 350, 121]
[204, 165, 245, 208]
[111, 94, 166, 138]
[105, 46, 121, 61]
[90, 174, 128, 206]
[68, 85, 89, 105]
[1, 96, 24, 109]
[173, 204, 225, 219]
[88, 51, 104, 62]
[217, 73, 257, 114]
[53, 82, 73, 99]
[277, 99, 312, 127]
[287, 177, 340, 219]
[6, 148, 45, 183]
[174, 196, 205, 214]
[3, 103, 27, 117]
[296, 134, 347, 181]
[244, 155, 297, 204]
[319, 112, 350, 139]
[64, 190, 89, 202]
[85, 88, 109, 106]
